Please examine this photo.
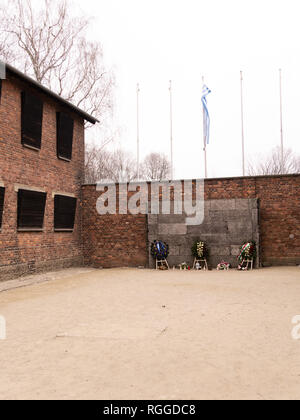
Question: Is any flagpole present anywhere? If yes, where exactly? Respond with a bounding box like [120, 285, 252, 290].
[136, 83, 140, 180]
[169, 80, 174, 179]
[202, 76, 208, 178]
[279, 68, 284, 173]
[240, 71, 245, 176]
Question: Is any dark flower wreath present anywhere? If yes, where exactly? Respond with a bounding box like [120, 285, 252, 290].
[191, 240, 208, 259]
[151, 240, 169, 260]
[238, 241, 256, 263]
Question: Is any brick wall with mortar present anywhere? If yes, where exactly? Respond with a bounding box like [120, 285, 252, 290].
[0, 73, 85, 281]
[82, 175, 299, 269]
[81, 185, 148, 268]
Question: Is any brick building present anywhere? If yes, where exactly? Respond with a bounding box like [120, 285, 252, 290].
[0, 64, 97, 280]
[0, 64, 299, 281]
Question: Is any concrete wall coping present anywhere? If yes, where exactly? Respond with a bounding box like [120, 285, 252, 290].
[52, 191, 76, 198]
[14, 184, 46, 193]
[81, 173, 300, 188]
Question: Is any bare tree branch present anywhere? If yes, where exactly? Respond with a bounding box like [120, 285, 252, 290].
[247, 146, 300, 176]
[85, 145, 137, 184]
[0, 0, 114, 131]
[141, 153, 171, 181]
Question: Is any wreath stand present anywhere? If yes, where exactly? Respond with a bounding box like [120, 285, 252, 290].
[239, 258, 254, 270]
[193, 258, 208, 270]
[156, 259, 169, 270]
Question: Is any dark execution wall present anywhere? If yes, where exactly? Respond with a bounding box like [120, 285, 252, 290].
[148, 198, 260, 269]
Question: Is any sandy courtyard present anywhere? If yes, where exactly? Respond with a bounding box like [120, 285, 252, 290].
[0, 266, 300, 400]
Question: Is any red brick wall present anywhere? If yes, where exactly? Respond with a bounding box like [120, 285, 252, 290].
[0, 73, 85, 279]
[205, 175, 300, 266]
[81, 175, 300, 268]
[81, 185, 148, 268]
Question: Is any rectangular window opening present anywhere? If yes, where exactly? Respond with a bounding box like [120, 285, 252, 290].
[56, 112, 74, 161]
[17, 189, 47, 230]
[54, 195, 77, 231]
[0, 187, 5, 229]
[21, 91, 43, 150]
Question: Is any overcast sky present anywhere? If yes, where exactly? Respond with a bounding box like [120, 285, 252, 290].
[78, 0, 300, 179]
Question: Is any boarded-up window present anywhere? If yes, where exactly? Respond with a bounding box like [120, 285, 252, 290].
[21, 92, 43, 149]
[0, 187, 5, 228]
[56, 112, 74, 160]
[54, 195, 77, 230]
[17, 189, 47, 229]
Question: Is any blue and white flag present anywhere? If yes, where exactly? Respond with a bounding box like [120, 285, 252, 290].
[201, 84, 211, 145]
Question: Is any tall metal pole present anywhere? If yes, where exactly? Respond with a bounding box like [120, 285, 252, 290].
[169, 80, 174, 179]
[202, 76, 208, 178]
[240, 71, 245, 176]
[136, 83, 140, 180]
[279, 68, 284, 173]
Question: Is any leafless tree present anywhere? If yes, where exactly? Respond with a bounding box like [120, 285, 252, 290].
[106, 149, 137, 183]
[0, 0, 114, 128]
[247, 146, 300, 176]
[85, 147, 172, 184]
[85, 146, 137, 184]
[0, 32, 15, 63]
[141, 152, 171, 181]
[84, 145, 112, 185]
